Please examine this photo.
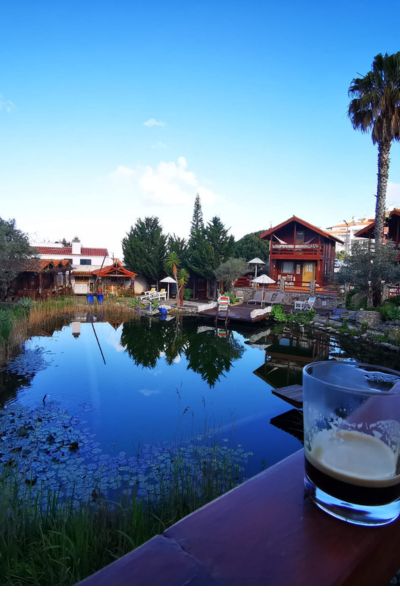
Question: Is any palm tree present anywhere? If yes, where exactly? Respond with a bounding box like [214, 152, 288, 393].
[348, 52, 400, 246]
[177, 268, 190, 307]
[164, 251, 180, 281]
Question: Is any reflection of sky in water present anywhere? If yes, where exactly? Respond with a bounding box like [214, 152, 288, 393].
[0, 319, 306, 478]
[11, 317, 392, 484]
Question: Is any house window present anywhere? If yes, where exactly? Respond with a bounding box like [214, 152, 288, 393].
[296, 230, 305, 243]
[282, 261, 294, 273]
[80, 259, 92, 265]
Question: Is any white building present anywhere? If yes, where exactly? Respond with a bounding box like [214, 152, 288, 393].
[325, 217, 374, 255]
[34, 240, 113, 294]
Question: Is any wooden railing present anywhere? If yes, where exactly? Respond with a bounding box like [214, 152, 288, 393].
[271, 243, 323, 256]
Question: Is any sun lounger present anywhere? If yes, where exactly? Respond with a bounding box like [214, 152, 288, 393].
[248, 291, 266, 305]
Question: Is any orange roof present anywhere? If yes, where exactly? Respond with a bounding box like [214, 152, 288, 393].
[260, 215, 343, 244]
[23, 258, 72, 272]
[92, 260, 136, 279]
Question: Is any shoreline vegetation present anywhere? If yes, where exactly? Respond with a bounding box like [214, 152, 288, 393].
[0, 296, 250, 585]
[0, 441, 248, 585]
[0, 296, 399, 585]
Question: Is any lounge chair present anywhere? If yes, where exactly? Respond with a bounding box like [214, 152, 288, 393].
[248, 291, 266, 305]
[270, 292, 285, 304]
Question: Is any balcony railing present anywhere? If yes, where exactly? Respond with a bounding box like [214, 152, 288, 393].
[271, 243, 323, 255]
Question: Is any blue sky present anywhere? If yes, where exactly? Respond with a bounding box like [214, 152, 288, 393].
[1, 0, 400, 256]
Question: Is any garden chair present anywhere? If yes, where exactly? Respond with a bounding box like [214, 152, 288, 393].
[248, 291, 264, 305]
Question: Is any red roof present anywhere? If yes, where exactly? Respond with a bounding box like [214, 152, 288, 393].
[92, 260, 136, 279]
[23, 258, 72, 272]
[259, 215, 343, 244]
[35, 246, 109, 256]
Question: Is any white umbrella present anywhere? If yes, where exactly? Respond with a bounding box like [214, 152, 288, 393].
[160, 276, 177, 300]
[252, 274, 276, 304]
[248, 257, 265, 278]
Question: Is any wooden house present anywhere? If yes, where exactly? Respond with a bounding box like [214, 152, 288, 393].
[12, 259, 72, 299]
[354, 208, 400, 249]
[91, 259, 136, 294]
[259, 216, 342, 290]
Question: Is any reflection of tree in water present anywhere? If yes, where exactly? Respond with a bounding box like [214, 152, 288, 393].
[184, 330, 244, 387]
[0, 346, 49, 408]
[121, 318, 244, 386]
[121, 319, 169, 368]
[335, 334, 400, 371]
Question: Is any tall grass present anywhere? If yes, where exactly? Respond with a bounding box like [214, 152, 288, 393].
[0, 444, 245, 585]
[0, 296, 140, 365]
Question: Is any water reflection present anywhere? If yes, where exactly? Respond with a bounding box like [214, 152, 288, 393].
[250, 325, 330, 389]
[121, 318, 244, 387]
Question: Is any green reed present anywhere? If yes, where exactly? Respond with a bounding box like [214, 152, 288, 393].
[0, 443, 246, 586]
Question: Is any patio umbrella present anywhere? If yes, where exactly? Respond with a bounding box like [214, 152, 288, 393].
[160, 276, 177, 300]
[248, 257, 265, 279]
[252, 274, 276, 304]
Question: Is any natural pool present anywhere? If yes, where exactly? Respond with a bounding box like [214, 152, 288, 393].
[1, 313, 399, 506]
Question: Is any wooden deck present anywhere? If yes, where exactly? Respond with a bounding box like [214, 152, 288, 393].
[272, 383, 303, 407]
[199, 304, 272, 324]
[80, 449, 400, 585]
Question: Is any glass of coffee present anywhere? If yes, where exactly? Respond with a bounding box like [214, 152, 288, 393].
[303, 361, 400, 526]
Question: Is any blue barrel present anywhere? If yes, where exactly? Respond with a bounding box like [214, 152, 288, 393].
[97, 293, 104, 304]
[87, 294, 94, 304]
[159, 306, 168, 318]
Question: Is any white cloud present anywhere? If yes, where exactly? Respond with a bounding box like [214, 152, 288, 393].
[110, 165, 136, 181]
[0, 95, 15, 112]
[143, 117, 165, 128]
[110, 156, 219, 208]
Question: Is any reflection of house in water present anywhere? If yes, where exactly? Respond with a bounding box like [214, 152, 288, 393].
[270, 408, 304, 442]
[252, 328, 330, 388]
[248, 326, 330, 443]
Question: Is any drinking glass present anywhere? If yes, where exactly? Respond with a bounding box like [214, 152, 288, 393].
[303, 361, 400, 526]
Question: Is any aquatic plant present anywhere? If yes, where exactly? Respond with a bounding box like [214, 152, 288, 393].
[0, 399, 251, 585]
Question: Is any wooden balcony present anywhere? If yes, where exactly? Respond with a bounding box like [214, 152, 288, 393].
[270, 243, 323, 259]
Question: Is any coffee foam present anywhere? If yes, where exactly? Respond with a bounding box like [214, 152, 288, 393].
[306, 429, 400, 488]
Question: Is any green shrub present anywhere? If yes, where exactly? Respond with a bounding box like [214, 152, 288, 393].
[379, 302, 400, 321]
[271, 304, 287, 322]
[225, 291, 239, 304]
[183, 288, 192, 301]
[288, 309, 315, 325]
[0, 310, 13, 342]
[388, 295, 400, 307]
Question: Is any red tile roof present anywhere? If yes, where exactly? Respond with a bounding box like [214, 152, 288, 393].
[22, 258, 72, 272]
[92, 260, 136, 278]
[35, 246, 109, 256]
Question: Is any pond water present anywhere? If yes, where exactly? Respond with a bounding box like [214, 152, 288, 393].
[1, 314, 399, 504]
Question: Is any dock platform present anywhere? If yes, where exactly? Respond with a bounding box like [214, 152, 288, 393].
[272, 384, 303, 408]
[199, 304, 272, 324]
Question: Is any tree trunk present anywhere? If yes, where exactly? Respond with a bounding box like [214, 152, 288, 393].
[374, 140, 391, 247]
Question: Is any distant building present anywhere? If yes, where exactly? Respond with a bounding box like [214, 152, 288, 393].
[354, 208, 400, 249]
[325, 217, 374, 254]
[34, 240, 113, 294]
[260, 215, 342, 290]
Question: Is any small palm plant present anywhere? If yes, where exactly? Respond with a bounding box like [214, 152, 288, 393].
[348, 52, 400, 246]
[164, 252, 180, 281]
[177, 268, 190, 307]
